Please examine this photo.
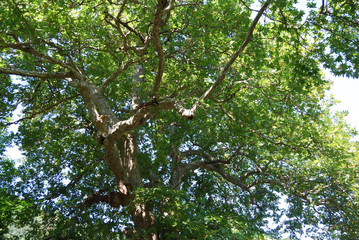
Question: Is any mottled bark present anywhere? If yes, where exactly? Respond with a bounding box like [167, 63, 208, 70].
[73, 61, 157, 238]
[118, 132, 157, 240]
[126, 63, 157, 239]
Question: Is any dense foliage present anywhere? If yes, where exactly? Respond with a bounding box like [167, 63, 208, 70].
[1, 0, 358, 239]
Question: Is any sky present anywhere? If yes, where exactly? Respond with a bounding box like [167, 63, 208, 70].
[326, 70, 359, 134]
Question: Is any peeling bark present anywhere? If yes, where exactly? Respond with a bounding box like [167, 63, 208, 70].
[73, 65, 157, 237]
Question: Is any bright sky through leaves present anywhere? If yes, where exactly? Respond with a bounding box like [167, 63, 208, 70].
[327, 72, 359, 138]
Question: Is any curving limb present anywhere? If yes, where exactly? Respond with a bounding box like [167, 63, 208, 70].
[173, 0, 272, 120]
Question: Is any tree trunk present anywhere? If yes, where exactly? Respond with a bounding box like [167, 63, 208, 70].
[77, 65, 158, 238]
[117, 133, 157, 240]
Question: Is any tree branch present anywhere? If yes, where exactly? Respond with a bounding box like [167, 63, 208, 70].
[106, 97, 190, 137]
[175, 0, 272, 119]
[100, 60, 135, 92]
[131, 64, 144, 110]
[116, 19, 146, 43]
[247, 177, 314, 204]
[151, 0, 168, 97]
[107, 106, 156, 137]
[202, 164, 250, 191]
[0, 67, 73, 79]
[45, 157, 102, 201]
[192, 163, 315, 205]
[82, 189, 132, 208]
[1, 41, 86, 80]
[173, 144, 318, 206]
[1, 94, 80, 126]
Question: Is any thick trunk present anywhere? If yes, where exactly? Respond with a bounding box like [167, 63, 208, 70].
[126, 65, 157, 239]
[77, 64, 158, 238]
[83, 132, 157, 239]
[107, 132, 157, 239]
[78, 89, 157, 238]
[130, 203, 157, 240]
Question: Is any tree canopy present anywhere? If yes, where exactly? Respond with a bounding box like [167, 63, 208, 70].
[0, 0, 358, 239]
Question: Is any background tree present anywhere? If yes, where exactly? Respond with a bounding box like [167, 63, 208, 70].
[0, 0, 358, 239]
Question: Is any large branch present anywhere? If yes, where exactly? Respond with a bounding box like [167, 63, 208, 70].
[104, 4, 149, 54]
[176, 146, 279, 192]
[107, 106, 156, 138]
[181, 160, 250, 190]
[105, 96, 204, 139]
[1, 41, 86, 80]
[203, 164, 250, 190]
[110, 97, 199, 133]
[163, 0, 175, 14]
[106, 97, 186, 137]
[151, 0, 168, 97]
[131, 64, 144, 110]
[185, 160, 317, 206]
[175, 0, 272, 119]
[0, 67, 73, 79]
[77, 82, 120, 135]
[200, 0, 271, 99]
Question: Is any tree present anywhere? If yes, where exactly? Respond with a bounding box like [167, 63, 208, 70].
[0, 0, 358, 239]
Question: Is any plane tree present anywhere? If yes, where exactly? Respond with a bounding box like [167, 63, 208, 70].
[0, 0, 358, 239]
